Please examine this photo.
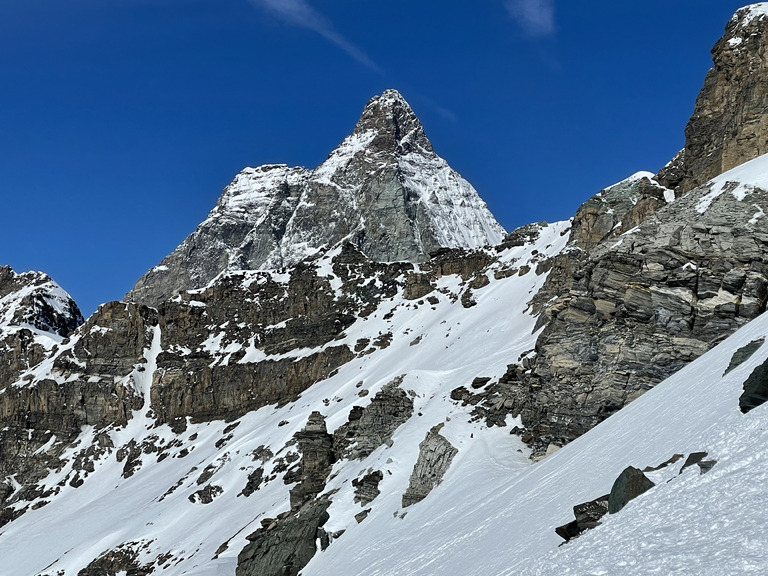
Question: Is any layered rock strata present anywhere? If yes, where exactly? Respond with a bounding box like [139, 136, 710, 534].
[401, 425, 458, 508]
[509, 166, 768, 454]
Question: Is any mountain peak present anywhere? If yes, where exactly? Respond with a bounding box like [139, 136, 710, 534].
[731, 3, 768, 27]
[128, 89, 503, 306]
[353, 89, 432, 154]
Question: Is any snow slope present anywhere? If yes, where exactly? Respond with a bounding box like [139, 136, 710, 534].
[696, 150, 768, 214]
[0, 222, 566, 576]
[304, 280, 768, 576]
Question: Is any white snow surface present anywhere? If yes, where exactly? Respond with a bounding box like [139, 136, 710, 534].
[304, 286, 768, 576]
[732, 3, 768, 26]
[696, 151, 768, 213]
[0, 222, 565, 576]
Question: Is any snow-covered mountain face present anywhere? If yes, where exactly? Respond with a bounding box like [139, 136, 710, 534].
[7, 5, 768, 575]
[0, 222, 569, 576]
[0, 266, 82, 339]
[0, 266, 83, 388]
[127, 90, 505, 307]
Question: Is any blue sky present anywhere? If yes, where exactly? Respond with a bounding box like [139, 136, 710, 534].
[1, 0, 753, 315]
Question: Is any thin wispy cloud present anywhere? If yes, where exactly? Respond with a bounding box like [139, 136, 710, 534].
[505, 0, 555, 37]
[248, 0, 380, 71]
[433, 105, 458, 123]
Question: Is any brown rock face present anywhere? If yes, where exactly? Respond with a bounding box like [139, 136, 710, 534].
[569, 174, 670, 250]
[508, 178, 768, 455]
[0, 301, 150, 520]
[658, 8, 768, 192]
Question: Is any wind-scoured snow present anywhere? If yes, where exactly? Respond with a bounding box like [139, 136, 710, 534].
[399, 150, 504, 249]
[213, 164, 309, 219]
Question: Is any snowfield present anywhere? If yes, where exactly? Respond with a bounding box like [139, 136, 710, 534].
[306, 290, 768, 576]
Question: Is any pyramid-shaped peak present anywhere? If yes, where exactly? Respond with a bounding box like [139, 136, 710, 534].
[353, 89, 433, 153]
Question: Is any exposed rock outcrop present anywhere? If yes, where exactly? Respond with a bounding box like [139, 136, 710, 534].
[333, 377, 414, 460]
[724, 337, 764, 375]
[608, 466, 655, 514]
[503, 6, 768, 456]
[236, 497, 331, 576]
[739, 355, 768, 413]
[401, 425, 458, 508]
[0, 266, 83, 338]
[77, 542, 152, 576]
[556, 452, 716, 542]
[289, 412, 335, 509]
[353, 470, 384, 506]
[0, 266, 83, 388]
[0, 301, 151, 520]
[679, 451, 717, 475]
[555, 494, 609, 542]
[569, 172, 672, 250]
[510, 174, 768, 454]
[657, 6, 768, 193]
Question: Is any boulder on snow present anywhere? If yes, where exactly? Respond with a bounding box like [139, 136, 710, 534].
[739, 356, 768, 413]
[401, 425, 458, 508]
[679, 451, 717, 475]
[471, 377, 491, 389]
[608, 466, 655, 514]
[724, 338, 764, 376]
[555, 494, 610, 542]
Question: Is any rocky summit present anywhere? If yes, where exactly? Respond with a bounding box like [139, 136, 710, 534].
[657, 4, 768, 194]
[127, 89, 505, 307]
[5, 5, 768, 576]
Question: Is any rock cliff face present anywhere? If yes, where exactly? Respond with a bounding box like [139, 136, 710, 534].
[568, 172, 673, 251]
[657, 5, 768, 193]
[512, 153, 768, 455]
[128, 89, 504, 306]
